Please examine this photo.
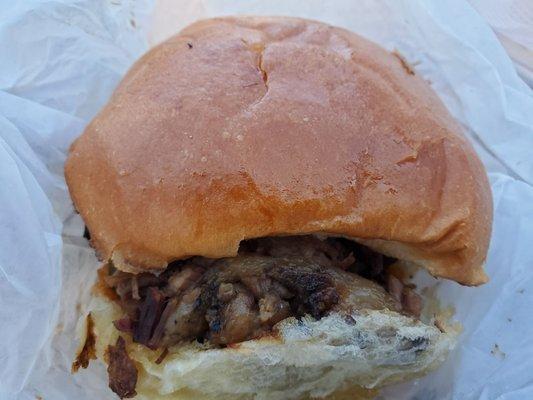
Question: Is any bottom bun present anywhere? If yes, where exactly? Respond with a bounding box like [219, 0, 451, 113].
[85, 295, 456, 399]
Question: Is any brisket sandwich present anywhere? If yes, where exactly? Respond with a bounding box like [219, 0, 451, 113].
[65, 16, 492, 400]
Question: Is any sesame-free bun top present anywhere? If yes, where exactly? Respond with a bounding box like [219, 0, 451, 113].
[65, 16, 492, 285]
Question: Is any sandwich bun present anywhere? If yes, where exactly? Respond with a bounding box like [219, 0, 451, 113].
[65, 16, 492, 286]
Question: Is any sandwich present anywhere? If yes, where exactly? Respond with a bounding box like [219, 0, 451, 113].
[65, 16, 492, 399]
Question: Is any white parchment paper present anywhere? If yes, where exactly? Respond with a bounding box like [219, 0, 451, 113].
[1, 1, 532, 399]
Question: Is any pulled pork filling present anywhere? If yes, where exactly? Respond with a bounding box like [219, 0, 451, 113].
[104, 236, 422, 350]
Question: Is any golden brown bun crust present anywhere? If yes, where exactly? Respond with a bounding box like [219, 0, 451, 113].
[65, 16, 492, 285]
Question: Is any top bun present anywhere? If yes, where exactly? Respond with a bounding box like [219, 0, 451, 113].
[65, 16, 492, 285]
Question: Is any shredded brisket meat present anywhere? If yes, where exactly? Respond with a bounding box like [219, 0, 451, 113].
[133, 287, 165, 346]
[104, 236, 422, 349]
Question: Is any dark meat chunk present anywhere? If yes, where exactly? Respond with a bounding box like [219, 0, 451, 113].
[163, 265, 204, 297]
[241, 274, 294, 300]
[105, 271, 161, 302]
[106, 336, 137, 399]
[217, 282, 237, 302]
[205, 307, 221, 335]
[345, 240, 396, 283]
[118, 295, 141, 319]
[271, 280, 294, 299]
[337, 252, 356, 269]
[104, 271, 132, 291]
[307, 286, 340, 319]
[354, 248, 385, 281]
[210, 285, 260, 345]
[155, 347, 169, 364]
[259, 293, 291, 325]
[268, 266, 339, 319]
[386, 274, 422, 318]
[131, 277, 140, 300]
[402, 287, 422, 318]
[387, 274, 404, 304]
[115, 279, 133, 299]
[240, 275, 271, 298]
[133, 287, 165, 347]
[136, 273, 162, 289]
[148, 298, 179, 348]
[163, 287, 208, 345]
[113, 317, 134, 334]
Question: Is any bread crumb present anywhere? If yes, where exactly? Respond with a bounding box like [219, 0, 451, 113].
[222, 131, 230, 139]
[236, 134, 244, 141]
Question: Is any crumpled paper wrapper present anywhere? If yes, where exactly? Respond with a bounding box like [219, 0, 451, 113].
[1, 1, 532, 399]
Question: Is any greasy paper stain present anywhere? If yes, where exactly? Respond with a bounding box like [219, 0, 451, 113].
[72, 313, 97, 372]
